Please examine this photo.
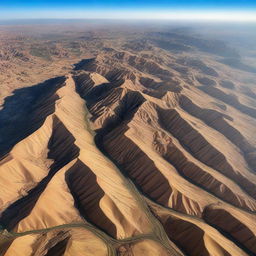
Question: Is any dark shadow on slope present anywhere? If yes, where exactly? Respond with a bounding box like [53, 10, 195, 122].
[157, 107, 256, 199]
[103, 126, 172, 206]
[74, 73, 124, 107]
[179, 95, 256, 173]
[164, 217, 212, 256]
[203, 207, 256, 255]
[65, 160, 117, 238]
[73, 58, 96, 71]
[0, 116, 79, 230]
[45, 235, 70, 256]
[0, 76, 66, 159]
[0, 238, 14, 256]
[92, 91, 171, 206]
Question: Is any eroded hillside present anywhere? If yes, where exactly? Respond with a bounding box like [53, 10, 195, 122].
[1, 26, 256, 256]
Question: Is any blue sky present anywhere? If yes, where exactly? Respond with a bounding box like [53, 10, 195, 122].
[1, 0, 256, 9]
[1, 0, 256, 20]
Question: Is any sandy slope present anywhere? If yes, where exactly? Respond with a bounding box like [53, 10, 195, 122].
[1, 31, 256, 255]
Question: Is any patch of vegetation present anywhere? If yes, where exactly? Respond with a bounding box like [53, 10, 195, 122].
[30, 46, 52, 61]
[64, 41, 82, 56]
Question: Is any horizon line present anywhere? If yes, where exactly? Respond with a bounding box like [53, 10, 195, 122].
[1, 10, 256, 22]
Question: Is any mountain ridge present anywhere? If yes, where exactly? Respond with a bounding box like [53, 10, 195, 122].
[1, 36, 256, 255]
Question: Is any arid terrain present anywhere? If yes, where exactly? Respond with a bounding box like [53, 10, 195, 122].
[0, 21, 256, 256]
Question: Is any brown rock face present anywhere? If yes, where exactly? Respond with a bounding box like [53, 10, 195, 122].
[1, 25, 256, 256]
